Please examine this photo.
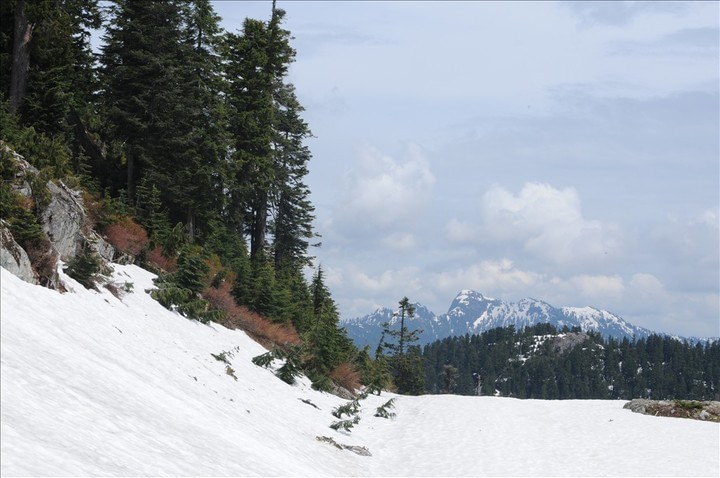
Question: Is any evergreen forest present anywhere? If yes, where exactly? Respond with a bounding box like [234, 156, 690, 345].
[423, 323, 720, 400]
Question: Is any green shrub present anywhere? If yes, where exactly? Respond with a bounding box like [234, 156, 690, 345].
[329, 415, 360, 432]
[374, 398, 396, 419]
[252, 344, 305, 385]
[64, 246, 104, 289]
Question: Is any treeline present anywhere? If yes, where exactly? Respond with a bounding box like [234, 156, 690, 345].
[1, 1, 359, 391]
[423, 324, 720, 400]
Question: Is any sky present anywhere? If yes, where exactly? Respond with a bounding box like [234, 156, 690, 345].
[212, 1, 720, 338]
[2, 264, 719, 476]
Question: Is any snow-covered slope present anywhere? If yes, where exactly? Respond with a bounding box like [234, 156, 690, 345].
[2, 265, 718, 477]
[344, 290, 656, 350]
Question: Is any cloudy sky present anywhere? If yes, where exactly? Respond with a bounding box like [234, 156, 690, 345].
[213, 1, 719, 338]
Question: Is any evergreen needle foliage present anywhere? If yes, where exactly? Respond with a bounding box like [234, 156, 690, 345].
[422, 323, 720, 400]
[64, 245, 105, 290]
[379, 297, 426, 395]
[252, 344, 304, 385]
[374, 398, 396, 419]
[329, 415, 360, 432]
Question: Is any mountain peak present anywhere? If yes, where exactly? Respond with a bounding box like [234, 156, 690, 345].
[344, 291, 662, 350]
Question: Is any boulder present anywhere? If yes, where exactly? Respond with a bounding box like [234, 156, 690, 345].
[0, 221, 38, 285]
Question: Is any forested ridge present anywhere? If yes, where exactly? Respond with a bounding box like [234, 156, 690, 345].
[423, 323, 720, 400]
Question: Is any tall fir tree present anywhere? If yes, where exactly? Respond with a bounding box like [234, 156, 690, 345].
[381, 297, 425, 395]
[100, 0, 186, 201]
[224, 18, 274, 261]
[305, 267, 352, 374]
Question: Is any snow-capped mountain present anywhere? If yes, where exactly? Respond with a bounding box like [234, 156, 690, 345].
[343, 290, 656, 350]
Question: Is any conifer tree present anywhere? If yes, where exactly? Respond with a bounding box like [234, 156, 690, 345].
[224, 18, 274, 261]
[224, 2, 315, 268]
[381, 297, 425, 395]
[171, 0, 227, 241]
[100, 0, 186, 201]
[305, 267, 351, 374]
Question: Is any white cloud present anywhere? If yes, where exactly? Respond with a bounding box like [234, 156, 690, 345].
[569, 274, 625, 302]
[333, 143, 435, 234]
[479, 182, 622, 267]
[434, 259, 543, 298]
[380, 232, 416, 250]
[444, 219, 480, 244]
[345, 264, 423, 294]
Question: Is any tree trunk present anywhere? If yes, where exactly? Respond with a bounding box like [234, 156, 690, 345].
[250, 199, 267, 261]
[126, 149, 134, 202]
[186, 207, 195, 243]
[9, 0, 33, 114]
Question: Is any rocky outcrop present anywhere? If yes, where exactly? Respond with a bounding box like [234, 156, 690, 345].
[1, 142, 114, 288]
[39, 180, 114, 263]
[0, 221, 38, 285]
[41, 181, 86, 261]
[624, 399, 720, 422]
[550, 332, 589, 354]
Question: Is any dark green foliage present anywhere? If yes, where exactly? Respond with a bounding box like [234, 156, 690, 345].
[252, 343, 305, 385]
[175, 244, 208, 295]
[332, 401, 360, 419]
[380, 297, 425, 395]
[304, 267, 353, 374]
[329, 415, 359, 432]
[441, 364, 459, 394]
[330, 396, 363, 431]
[422, 324, 720, 400]
[374, 398, 396, 419]
[354, 345, 390, 395]
[391, 346, 426, 396]
[134, 179, 171, 247]
[64, 245, 104, 289]
[150, 244, 224, 324]
[674, 399, 704, 410]
[0, 185, 44, 246]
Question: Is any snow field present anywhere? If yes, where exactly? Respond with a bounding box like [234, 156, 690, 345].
[1, 264, 718, 477]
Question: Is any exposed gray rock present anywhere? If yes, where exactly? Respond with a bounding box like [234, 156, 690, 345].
[1, 142, 114, 287]
[550, 332, 590, 354]
[0, 221, 38, 285]
[39, 181, 114, 263]
[624, 399, 720, 422]
[1, 142, 37, 198]
[623, 398, 654, 414]
[41, 181, 86, 261]
[87, 231, 115, 262]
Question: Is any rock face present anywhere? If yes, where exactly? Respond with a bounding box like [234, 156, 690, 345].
[39, 181, 114, 263]
[0, 221, 38, 285]
[1, 142, 114, 288]
[41, 181, 87, 261]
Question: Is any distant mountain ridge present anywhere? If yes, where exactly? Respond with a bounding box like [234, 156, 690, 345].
[343, 290, 659, 350]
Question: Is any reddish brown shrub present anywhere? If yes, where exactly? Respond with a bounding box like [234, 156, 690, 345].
[104, 217, 149, 257]
[204, 282, 302, 348]
[329, 362, 362, 392]
[25, 238, 58, 286]
[146, 246, 177, 273]
[81, 191, 103, 232]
